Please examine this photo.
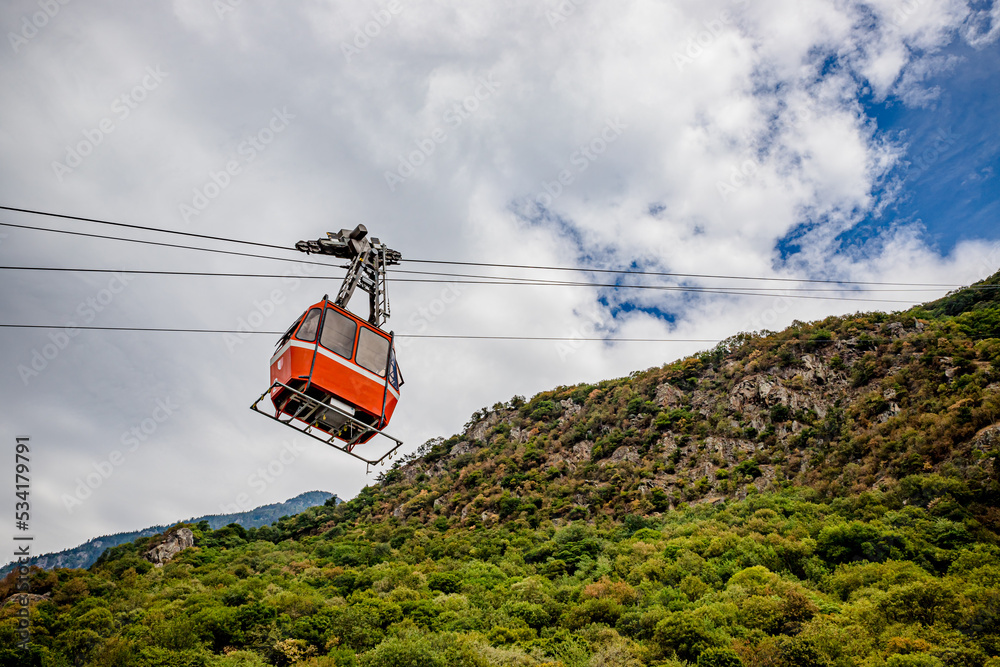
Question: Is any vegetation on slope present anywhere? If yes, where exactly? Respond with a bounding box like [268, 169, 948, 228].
[3, 491, 998, 667]
[0, 492, 335, 577]
[2, 273, 999, 667]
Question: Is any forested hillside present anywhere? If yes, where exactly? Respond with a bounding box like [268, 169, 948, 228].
[0, 492, 335, 577]
[2, 271, 999, 667]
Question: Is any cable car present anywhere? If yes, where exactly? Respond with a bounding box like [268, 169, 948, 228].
[251, 225, 405, 464]
[267, 297, 402, 445]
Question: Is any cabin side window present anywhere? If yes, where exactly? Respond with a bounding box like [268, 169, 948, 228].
[320, 308, 357, 359]
[276, 314, 302, 348]
[295, 308, 321, 342]
[388, 346, 401, 390]
[356, 328, 389, 376]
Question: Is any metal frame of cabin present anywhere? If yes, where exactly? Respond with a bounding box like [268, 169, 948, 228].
[251, 380, 403, 467]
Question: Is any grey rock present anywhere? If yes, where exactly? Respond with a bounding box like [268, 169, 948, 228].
[143, 528, 194, 567]
[656, 383, 684, 407]
[450, 441, 473, 456]
[600, 446, 640, 466]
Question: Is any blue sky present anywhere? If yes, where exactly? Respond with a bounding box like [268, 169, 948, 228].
[841, 39, 999, 256]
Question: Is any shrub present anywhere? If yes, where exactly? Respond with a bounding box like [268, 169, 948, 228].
[359, 634, 444, 667]
[733, 460, 762, 480]
[654, 612, 717, 662]
[851, 355, 878, 387]
[427, 572, 462, 595]
[886, 655, 946, 667]
[698, 647, 744, 667]
[530, 401, 559, 421]
[816, 521, 905, 564]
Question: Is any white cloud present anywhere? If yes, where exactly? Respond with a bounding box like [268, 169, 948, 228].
[963, 0, 1000, 46]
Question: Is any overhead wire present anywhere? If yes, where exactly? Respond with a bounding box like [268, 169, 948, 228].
[0, 205, 993, 343]
[0, 323, 718, 342]
[0, 220, 337, 268]
[0, 222, 972, 303]
[1, 324, 995, 346]
[1, 261, 970, 292]
[0, 204, 290, 251]
[0, 265, 960, 303]
[0, 205, 971, 288]
[399, 257, 961, 287]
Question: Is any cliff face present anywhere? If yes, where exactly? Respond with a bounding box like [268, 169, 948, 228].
[363, 272, 1000, 531]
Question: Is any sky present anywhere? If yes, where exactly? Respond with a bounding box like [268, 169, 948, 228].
[0, 0, 998, 557]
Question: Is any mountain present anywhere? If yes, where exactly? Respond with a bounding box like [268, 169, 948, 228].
[0, 490, 336, 576]
[2, 272, 999, 667]
[358, 270, 999, 534]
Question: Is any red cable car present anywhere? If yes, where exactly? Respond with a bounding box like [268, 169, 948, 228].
[251, 225, 405, 465]
[268, 298, 401, 445]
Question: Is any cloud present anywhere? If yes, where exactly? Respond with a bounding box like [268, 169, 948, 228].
[963, 0, 1000, 46]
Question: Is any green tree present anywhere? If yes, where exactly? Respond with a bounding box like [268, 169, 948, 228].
[886, 655, 946, 667]
[698, 647, 744, 667]
[360, 634, 445, 667]
[654, 612, 717, 662]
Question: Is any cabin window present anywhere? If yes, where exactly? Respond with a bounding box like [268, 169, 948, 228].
[356, 327, 389, 376]
[388, 347, 401, 390]
[295, 308, 321, 342]
[276, 314, 303, 348]
[320, 307, 357, 359]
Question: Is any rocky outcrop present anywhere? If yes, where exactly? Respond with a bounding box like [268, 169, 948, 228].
[450, 440, 473, 456]
[558, 399, 583, 425]
[571, 441, 593, 462]
[656, 383, 685, 407]
[600, 446, 640, 466]
[972, 424, 1000, 452]
[467, 413, 499, 441]
[143, 528, 194, 567]
[705, 436, 759, 462]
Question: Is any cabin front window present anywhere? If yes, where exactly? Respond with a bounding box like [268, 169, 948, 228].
[356, 327, 389, 376]
[320, 308, 357, 359]
[295, 308, 321, 342]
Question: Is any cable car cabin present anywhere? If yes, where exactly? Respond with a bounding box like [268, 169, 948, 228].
[268, 299, 402, 447]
